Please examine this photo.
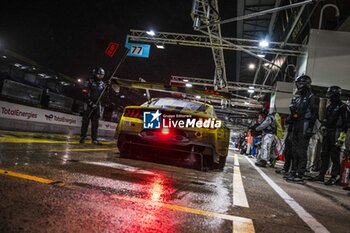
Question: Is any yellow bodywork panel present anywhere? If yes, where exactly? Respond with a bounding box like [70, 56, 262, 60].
[116, 99, 230, 157]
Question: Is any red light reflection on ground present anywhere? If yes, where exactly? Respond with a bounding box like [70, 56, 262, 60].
[135, 172, 178, 232]
[150, 178, 163, 202]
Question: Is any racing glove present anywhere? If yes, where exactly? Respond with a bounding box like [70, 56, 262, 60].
[289, 105, 299, 119]
[305, 128, 314, 139]
[319, 126, 327, 135]
[336, 132, 346, 147]
[88, 100, 97, 109]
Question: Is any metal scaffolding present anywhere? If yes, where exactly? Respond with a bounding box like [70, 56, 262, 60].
[199, 0, 315, 28]
[171, 75, 273, 94]
[190, 0, 226, 90]
[233, 0, 320, 84]
[127, 0, 316, 89]
[170, 75, 265, 110]
[128, 30, 305, 57]
[124, 0, 322, 121]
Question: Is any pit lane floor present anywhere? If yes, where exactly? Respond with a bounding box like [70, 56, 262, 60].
[0, 130, 349, 233]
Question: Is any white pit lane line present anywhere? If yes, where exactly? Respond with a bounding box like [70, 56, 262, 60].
[245, 156, 330, 233]
[233, 152, 249, 208]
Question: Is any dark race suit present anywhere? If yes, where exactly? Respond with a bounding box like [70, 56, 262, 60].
[319, 101, 349, 178]
[80, 78, 105, 141]
[290, 92, 320, 177]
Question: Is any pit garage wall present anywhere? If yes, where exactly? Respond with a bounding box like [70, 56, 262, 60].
[296, 49, 308, 77]
[306, 29, 350, 89]
[270, 82, 294, 115]
[0, 101, 118, 137]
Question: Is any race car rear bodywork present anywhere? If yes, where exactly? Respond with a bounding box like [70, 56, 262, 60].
[115, 98, 230, 171]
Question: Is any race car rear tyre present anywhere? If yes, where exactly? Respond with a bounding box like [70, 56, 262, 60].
[117, 140, 129, 158]
[202, 154, 213, 172]
[218, 156, 227, 171]
[118, 147, 128, 158]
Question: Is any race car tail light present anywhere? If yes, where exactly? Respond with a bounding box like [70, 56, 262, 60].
[124, 108, 142, 119]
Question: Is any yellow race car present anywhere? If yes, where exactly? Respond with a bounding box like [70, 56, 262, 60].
[115, 98, 230, 171]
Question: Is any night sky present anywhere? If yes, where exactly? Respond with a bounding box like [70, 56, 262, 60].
[0, 0, 236, 83]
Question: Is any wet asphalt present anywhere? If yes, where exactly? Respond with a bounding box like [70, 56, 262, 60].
[0, 130, 350, 233]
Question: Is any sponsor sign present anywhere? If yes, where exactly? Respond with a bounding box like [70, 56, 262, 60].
[126, 43, 151, 58]
[0, 101, 117, 132]
[105, 42, 119, 58]
[142, 110, 222, 129]
[44, 113, 77, 125]
[125, 37, 151, 58]
[143, 110, 161, 129]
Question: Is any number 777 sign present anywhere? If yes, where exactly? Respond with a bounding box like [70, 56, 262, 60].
[125, 37, 151, 58]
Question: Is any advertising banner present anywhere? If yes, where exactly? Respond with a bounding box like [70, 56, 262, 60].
[0, 101, 117, 132]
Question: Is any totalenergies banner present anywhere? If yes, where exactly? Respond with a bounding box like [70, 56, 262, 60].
[0, 101, 117, 131]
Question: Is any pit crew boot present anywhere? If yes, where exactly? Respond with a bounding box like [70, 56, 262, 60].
[325, 176, 339, 186]
[284, 172, 296, 180]
[283, 172, 293, 179]
[79, 137, 85, 144]
[92, 140, 102, 145]
[255, 160, 267, 167]
[311, 174, 325, 182]
[287, 175, 305, 184]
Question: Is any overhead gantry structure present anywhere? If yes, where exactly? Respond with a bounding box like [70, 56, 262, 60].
[191, 0, 227, 90]
[128, 30, 305, 58]
[127, 0, 317, 87]
[125, 0, 320, 128]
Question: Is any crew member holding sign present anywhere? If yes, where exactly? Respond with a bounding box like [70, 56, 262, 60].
[80, 67, 105, 145]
